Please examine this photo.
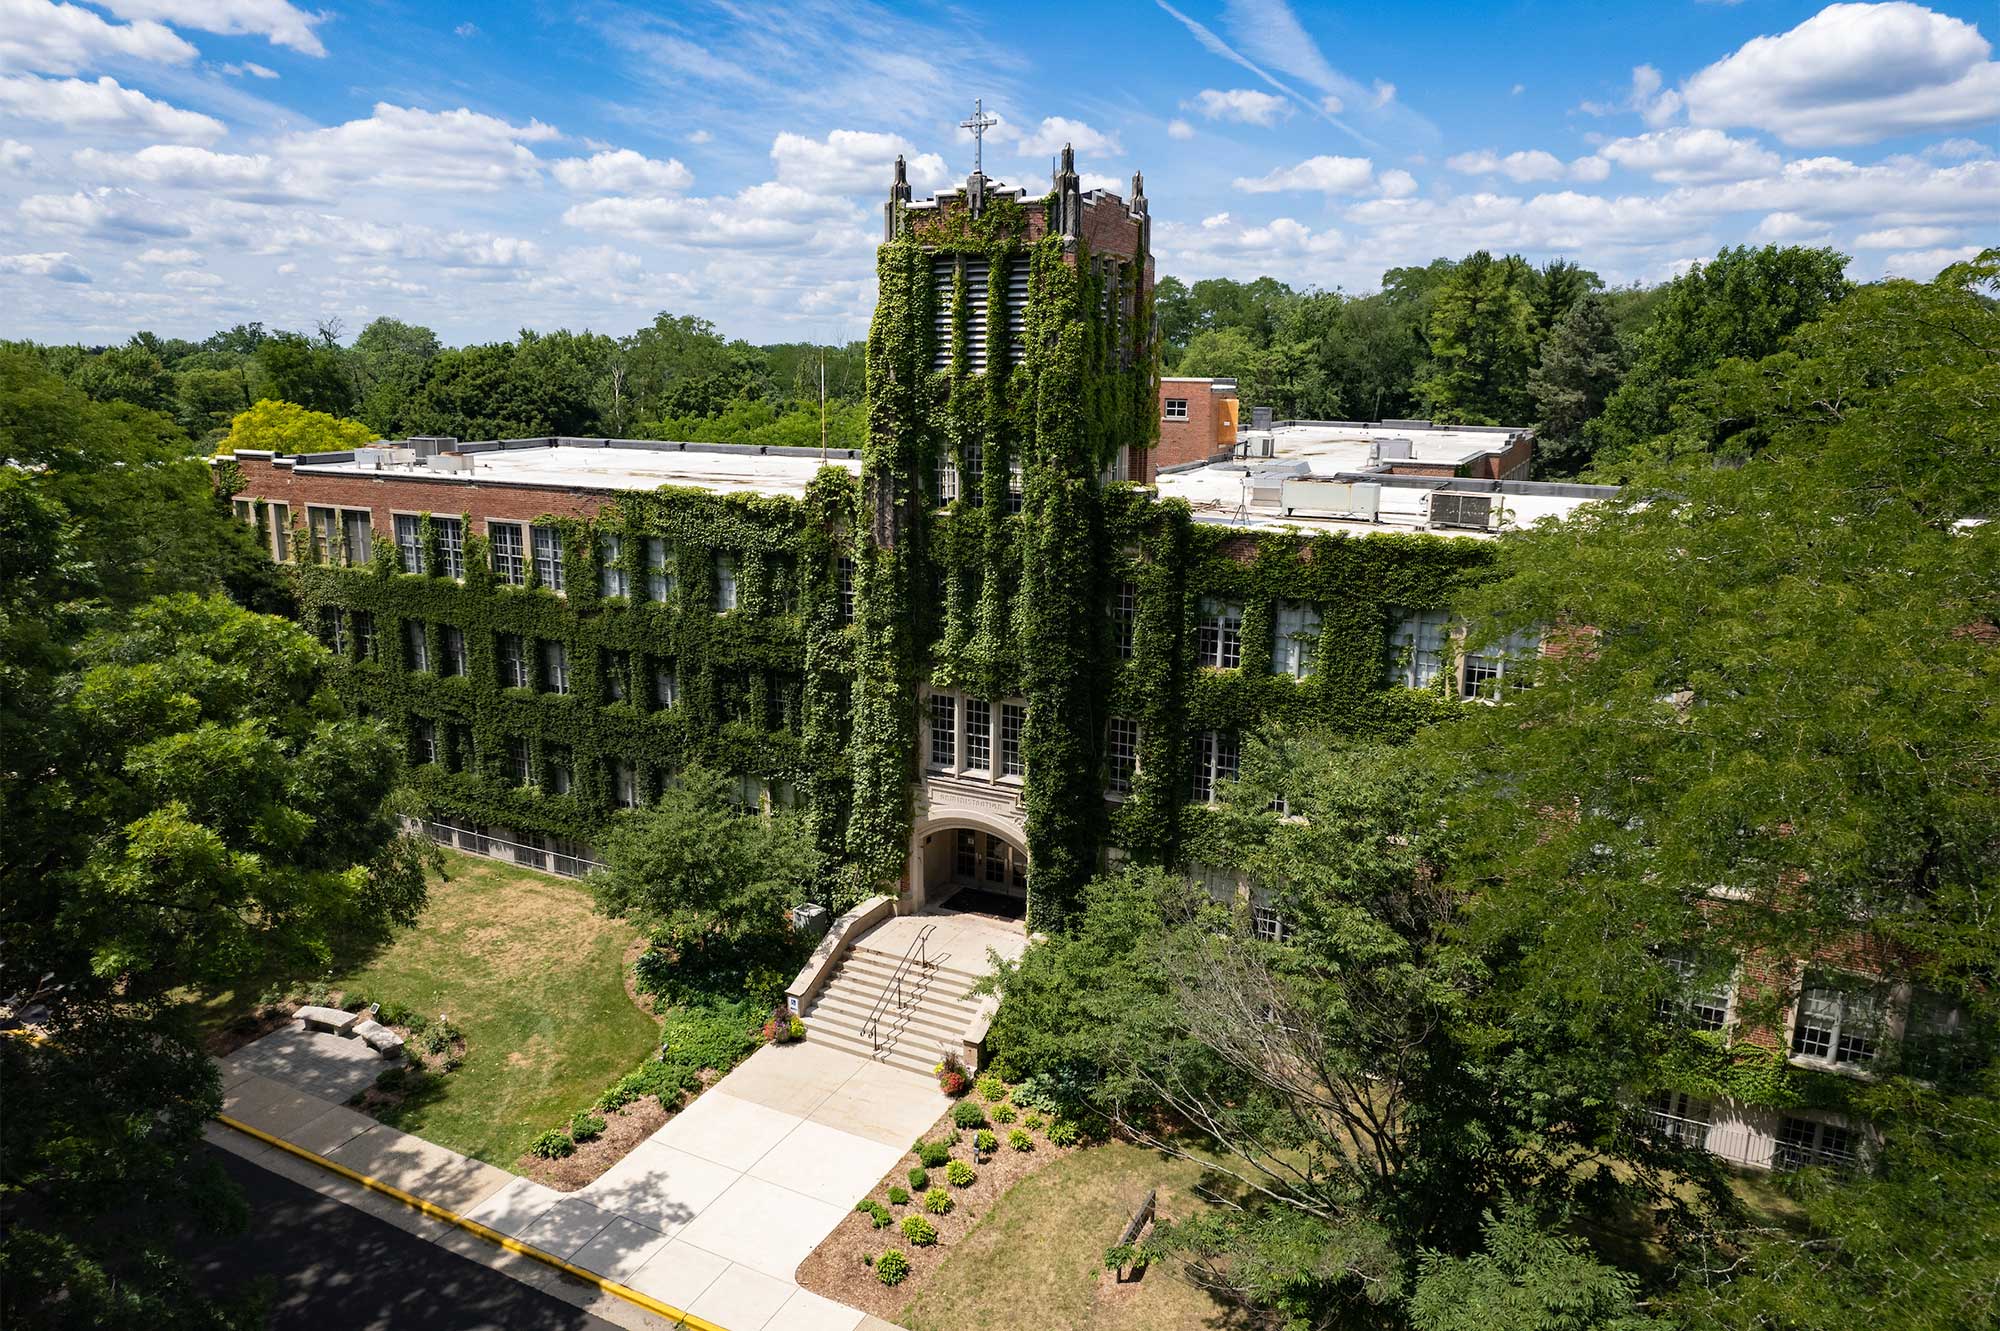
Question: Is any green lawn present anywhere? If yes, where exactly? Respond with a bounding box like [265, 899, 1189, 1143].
[897, 1141, 1238, 1331]
[195, 850, 660, 1167]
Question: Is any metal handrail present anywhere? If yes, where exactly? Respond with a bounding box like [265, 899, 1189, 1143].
[861, 923, 940, 1053]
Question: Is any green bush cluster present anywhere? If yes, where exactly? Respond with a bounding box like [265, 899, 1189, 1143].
[875, 1249, 910, 1285]
[945, 1159, 976, 1188]
[917, 1139, 953, 1168]
[887, 1185, 910, 1206]
[415, 1015, 461, 1056]
[1046, 1119, 1080, 1148]
[907, 1165, 930, 1190]
[569, 1112, 606, 1143]
[529, 1129, 574, 1160]
[900, 1214, 938, 1246]
[974, 1129, 997, 1154]
[992, 1103, 1016, 1124]
[855, 1199, 894, 1229]
[1008, 1128, 1033, 1152]
[950, 1100, 988, 1130]
[923, 1187, 953, 1215]
[976, 1074, 1008, 1102]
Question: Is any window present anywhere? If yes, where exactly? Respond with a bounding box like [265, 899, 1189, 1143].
[654, 663, 678, 708]
[404, 620, 429, 673]
[266, 502, 289, 561]
[505, 736, 532, 786]
[604, 650, 629, 702]
[341, 510, 373, 565]
[936, 454, 959, 505]
[233, 498, 255, 524]
[999, 703, 1025, 777]
[1273, 600, 1321, 678]
[440, 626, 466, 677]
[1389, 609, 1448, 688]
[491, 523, 526, 585]
[394, 514, 422, 573]
[1163, 397, 1189, 421]
[838, 557, 856, 624]
[965, 699, 992, 772]
[435, 516, 464, 578]
[732, 775, 763, 813]
[1007, 459, 1023, 515]
[613, 761, 639, 809]
[600, 534, 628, 598]
[1114, 581, 1138, 660]
[1904, 991, 1971, 1081]
[960, 441, 983, 503]
[326, 612, 347, 656]
[928, 694, 957, 768]
[1250, 897, 1294, 945]
[955, 829, 978, 880]
[1197, 598, 1243, 670]
[715, 553, 738, 611]
[1659, 951, 1733, 1032]
[412, 718, 436, 765]
[1775, 1116, 1857, 1171]
[1644, 1090, 1711, 1148]
[645, 538, 674, 601]
[532, 525, 564, 592]
[1107, 717, 1139, 796]
[546, 744, 573, 795]
[1792, 979, 1881, 1068]
[1192, 864, 1239, 905]
[497, 633, 529, 688]
[541, 640, 570, 695]
[1463, 631, 1539, 698]
[1194, 729, 1240, 803]
[446, 723, 472, 772]
[351, 611, 376, 661]
[306, 506, 338, 563]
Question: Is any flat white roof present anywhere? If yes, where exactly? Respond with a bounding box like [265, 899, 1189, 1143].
[285, 440, 861, 501]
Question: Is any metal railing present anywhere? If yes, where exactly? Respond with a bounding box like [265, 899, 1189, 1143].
[860, 923, 943, 1054]
[411, 818, 603, 880]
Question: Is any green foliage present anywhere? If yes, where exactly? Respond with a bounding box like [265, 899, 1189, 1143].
[945, 1159, 976, 1187]
[416, 1015, 462, 1056]
[908, 1166, 930, 1191]
[887, 1185, 910, 1206]
[1529, 294, 1626, 478]
[950, 1099, 988, 1130]
[875, 1248, 911, 1285]
[219, 398, 379, 456]
[900, 1214, 939, 1246]
[569, 1111, 607, 1142]
[1008, 1128, 1033, 1152]
[923, 1187, 954, 1216]
[992, 1103, 1016, 1124]
[1410, 1206, 1663, 1331]
[974, 1129, 997, 1154]
[857, 1199, 894, 1229]
[917, 1139, 953, 1169]
[1045, 1119, 1079, 1148]
[1419, 251, 1541, 424]
[529, 1129, 575, 1159]
[976, 1074, 1008, 1102]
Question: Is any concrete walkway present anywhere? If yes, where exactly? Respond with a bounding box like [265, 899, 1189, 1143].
[216, 1022, 939, 1331]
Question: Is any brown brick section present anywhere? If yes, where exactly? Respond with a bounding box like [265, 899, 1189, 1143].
[1156, 381, 1237, 477]
[225, 454, 613, 531]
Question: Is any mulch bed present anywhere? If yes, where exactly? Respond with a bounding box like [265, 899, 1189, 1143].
[795, 1101, 1079, 1318]
[512, 1095, 673, 1189]
[206, 1003, 297, 1056]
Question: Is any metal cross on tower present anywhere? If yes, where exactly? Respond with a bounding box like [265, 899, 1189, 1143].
[960, 98, 998, 177]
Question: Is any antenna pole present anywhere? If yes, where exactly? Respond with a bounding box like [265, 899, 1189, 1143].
[819, 346, 827, 464]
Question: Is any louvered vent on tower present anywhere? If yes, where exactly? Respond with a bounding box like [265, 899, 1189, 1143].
[1004, 258, 1030, 365]
[931, 255, 954, 372]
[929, 255, 990, 374]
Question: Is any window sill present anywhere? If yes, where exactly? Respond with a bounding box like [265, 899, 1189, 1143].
[1787, 1055, 1879, 1082]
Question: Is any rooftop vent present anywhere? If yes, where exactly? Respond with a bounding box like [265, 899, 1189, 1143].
[1372, 437, 1413, 463]
[1250, 406, 1274, 430]
[1429, 491, 1498, 530]
[408, 435, 457, 459]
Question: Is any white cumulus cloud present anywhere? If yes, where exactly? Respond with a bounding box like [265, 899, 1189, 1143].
[769, 129, 945, 197]
[95, 0, 327, 57]
[1189, 87, 1290, 125]
[0, 249, 90, 281]
[1006, 115, 1121, 160]
[1445, 148, 1568, 182]
[0, 73, 224, 140]
[1166, 117, 1195, 140]
[0, 0, 197, 74]
[1595, 127, 1782, 183]
[73, 144, 312, 200]
[551, 148, 692, 195]
[277, 104, 559, 192]
[1234, 153, 1376, 194]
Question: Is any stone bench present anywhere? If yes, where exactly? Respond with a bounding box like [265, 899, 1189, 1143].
[295, 1004, 360, 1035]
[351, 1018, 405, 1057]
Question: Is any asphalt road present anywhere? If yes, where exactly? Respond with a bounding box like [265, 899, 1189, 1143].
[185, 1145, 627, 1331]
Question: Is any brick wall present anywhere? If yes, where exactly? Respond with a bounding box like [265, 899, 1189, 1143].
[1156, 380, 1236, 476]
[225, 453, 613, 533]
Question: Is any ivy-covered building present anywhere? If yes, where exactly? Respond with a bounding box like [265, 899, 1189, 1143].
[216, 149, 1611, 936]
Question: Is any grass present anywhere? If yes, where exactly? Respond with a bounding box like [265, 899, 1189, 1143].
[896, 1140, 1238, 1331]
[192, 850, 660, 1168]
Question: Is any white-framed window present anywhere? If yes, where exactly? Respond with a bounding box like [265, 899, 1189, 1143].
[600, 534, 628, 598]
[604, 650, 629, 702]
[497, 633, 529, 688]
[1250, 893, 1294, 944]
[342, 510, 373, 565]
[351, 610, 376, 661]
[546, 744, 573, 795]
[928, 694, 957, 769]
[960, 440, 983, 501]
[731, 775, 764, 814]
[1197, 598, 1243, 670]
[936, 454, 959, 505]
[1463, 630, 1540, 698]
[715, 553, 738, 611]
[1904, 990, 1971, 1082]
[645, 537, 674, 601]
[965, 699, 992, 772]
[1792, 978, 1882, 1069]
[1114, 581, 1138, 660]
[1644, 1090, 1712, 1148]
[1191, 863, 1239, 905]
[1163, 397, 1189, 421]
[327, 612, 347, 655]
[1659, 950, 1734, 1032]
[266, 502, 289, 561]
[1007, 459, 1023, 516]
[394, 514, 422, 573]
[404, 620, 429, 673]
[838, 556, 856, 624]
[1774, 1116, 1857, 1171]
[1388, 609, 1447, 688]
[412, 718, 436, 765]
[1107, 716, 1139, 796]
[233, 497, 255, 524]
[1272, 600, 1321, 679]
[541, 640, 570, 695]
[999, 702, 1025, 777]
[654, 663, 678, 708]
[1193, 729, 1239, 803]
[532, 525, 565, 592]
[435, 516, 464, 579]
[490, 522, 526, 586]
[505, 736, 532, 786]
[613, 761, 639, 809]
[440, 625, 466, 677]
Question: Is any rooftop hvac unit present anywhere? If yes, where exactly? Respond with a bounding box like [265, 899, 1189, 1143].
[1250, 405, 1274, 429]
[354, 446, 390, 469]
[408, 435, 457, 459]
[1429, 491, 1498, 530]
[1281, 479, 1380, 520]
[427, 452, 471, 473]
[1372, 437, 1413, 462]
[1236, 433, 1276, 459]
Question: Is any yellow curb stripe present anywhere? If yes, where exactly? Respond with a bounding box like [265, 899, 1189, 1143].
[216, 1114, 727, 1331]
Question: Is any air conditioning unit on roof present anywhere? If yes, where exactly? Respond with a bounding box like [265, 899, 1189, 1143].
[1429, 491, 1499, 530]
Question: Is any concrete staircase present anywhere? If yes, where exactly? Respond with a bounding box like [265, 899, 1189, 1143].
[801, 935, 988, 1077]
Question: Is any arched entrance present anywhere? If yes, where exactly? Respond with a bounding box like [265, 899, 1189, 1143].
[908, 814, 1029, 919]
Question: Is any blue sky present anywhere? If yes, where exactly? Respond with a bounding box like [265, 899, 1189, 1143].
[0, 0, 1993, 346]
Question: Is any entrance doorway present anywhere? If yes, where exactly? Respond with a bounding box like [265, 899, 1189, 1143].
[919, 825, 1028, 919]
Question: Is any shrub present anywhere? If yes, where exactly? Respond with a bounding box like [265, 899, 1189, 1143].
[917, 1139, 953, 1168]
[1009, 1128, 1033, 1151]
[375, 1001, 417, 1029]
[416, 1015, 461, 1056]
[936, 1053, 971, 1095]
[907, 1165, 930, 1190]
[1024, 1112, 1046, 1132]
[569, 1112, 606, 1143]
[594, 1083, 639, 1114]
[946, 1159, 976, 1187]
[853, 1199, 893, 1228]
[1013, 1076, 1063, 1116]
[976, 1074, 1008, 1102]
[900, 1214, 938, 1246]
[529, 1129, 574, 1160]
[1047, 1119, 1081, 1147]
[761, 1006, 807, 1044]
[951, 1100, 988, 1130]
[659, 1002, 759, 1075]
[875, 1249, 910, 1285]
[888, 1186, 910, 1206]
[787, 1015, 806, 1041]
[923, 1186, 954, 1215]
[992, 1103, 1016, 1123]
[974, 1129, 997, 1154]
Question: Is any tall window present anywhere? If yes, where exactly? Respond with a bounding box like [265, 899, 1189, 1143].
[351, 610, 376, 661]
[306, 506, 338, 563]
[1197, 598, 1243, 670]
[1904, 991, 1971, 1082]
[1272, 601, 1321, 678]
[1792, 980, 1881, 1068]
[714, 553, 738, 611]
[412, 718, 436, 765]
[1007, 459, 1023, 515]
[960, 440, 983, 503]
[613, 761, 639, 809]
[497, 633, 528, 688]
[546, 744, 573, 795]
[327, 612, 347, 656]
[446, 723, 472, 772]
[266, 502, 289, 561]
[440, 625, 466, 677]
[1107, 716, 1139, 795]
[233, 498, 256, 524]
[645, 538, 674, 601]
[928, 694, 957, 768]
[838, 557, 856, 624]
[342, 510, 373, 565]
[1389, 609, 1447, 688]
[1114, 581, 1138, 660]
[541, 640, 570, 695]
[435, 516, 464, 578]
[1775, 1116, 1857, 1171]
[1163, 397, 1189, 420]
[999, 703, 1025, 777]
[936, 453, 959, 505]
[491, 523, 526, 586]
[604, 650, 629, 702]
[394, 514, 422, 573]
[1193, 729, 1240, 803]
[1463, 631, 1539, 698]
[1658, 951, 1733, 1031]
[505, 736, 531, 786]
[965, 699, 992, 772]
[600, 534, 628, 598]
[1250, 894, 1294, 944]
[532, 525, 564, 591]
[654, 662, 678, 707]
[404, 620, 429, 673]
